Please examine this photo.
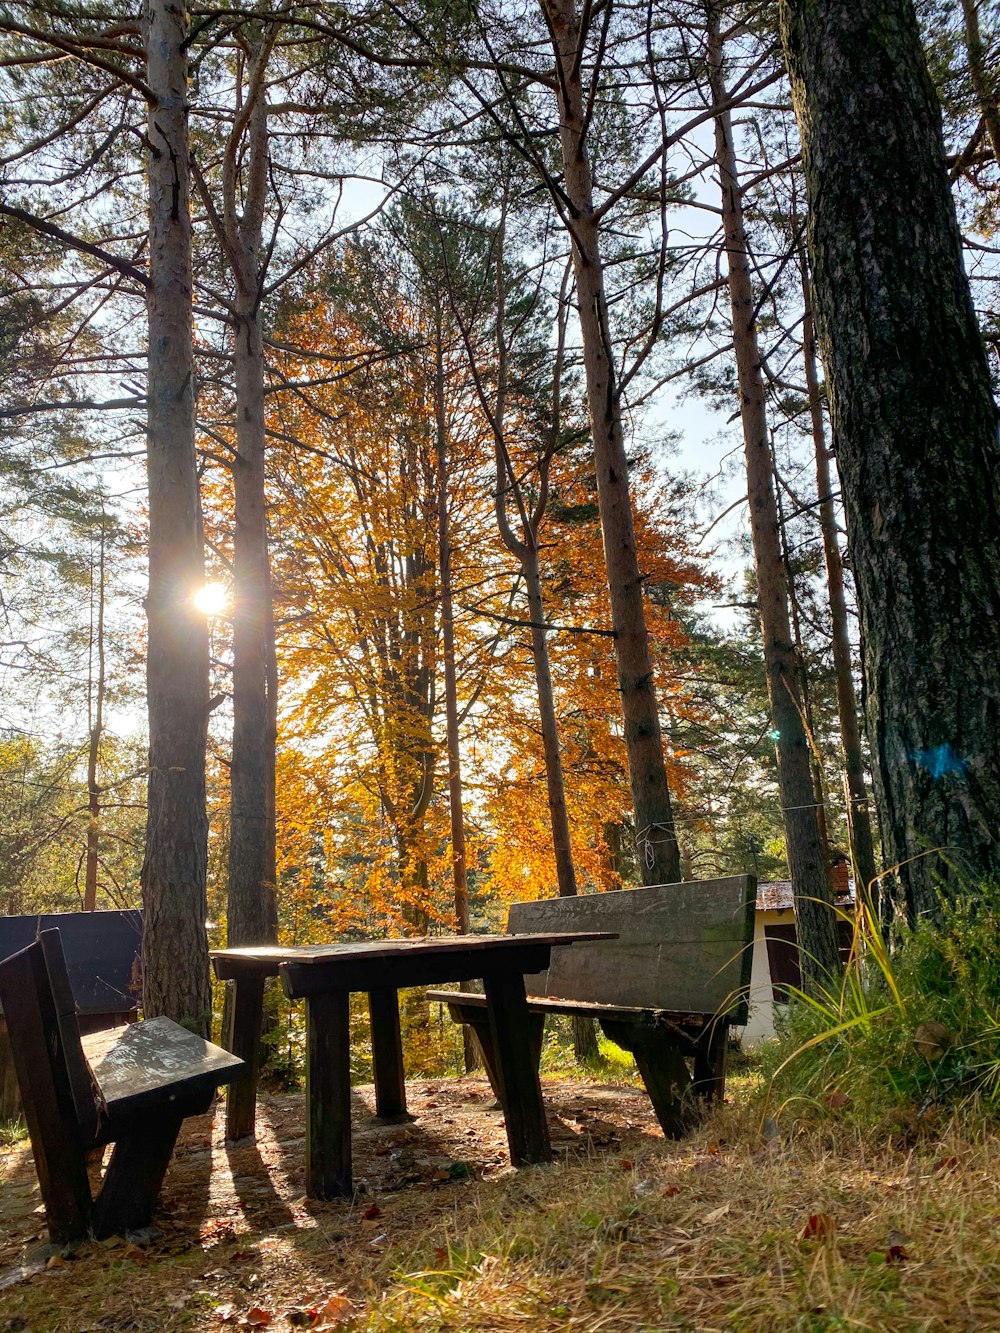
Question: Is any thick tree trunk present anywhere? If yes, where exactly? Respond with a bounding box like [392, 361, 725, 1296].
[225, 70, 278, 949]
[708, 9, 840, 986]
[141, 0, 211, 1030]
[541, 0, 680, 886]
[800, 264, 879, 903]
[781, 0, 1000, 921]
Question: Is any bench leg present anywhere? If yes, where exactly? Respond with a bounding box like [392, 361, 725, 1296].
[223, 975, 264, 1142]
[368, 987, 411, 1122]
[91, 1108, 185, 1239]
[463, 1011, 502, 1099]
[305, 990, 353, 1199]
[693, 1022, 728, 1105]
[454, 1006, 543, 1103]
[601, 1020, 694, 1139]
[483, 974, 551, 1167]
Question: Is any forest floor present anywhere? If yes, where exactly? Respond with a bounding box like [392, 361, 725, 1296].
[1, 1067, 999, 1333]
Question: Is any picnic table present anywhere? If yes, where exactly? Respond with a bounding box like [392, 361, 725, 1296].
[212, 932, 612, 1198]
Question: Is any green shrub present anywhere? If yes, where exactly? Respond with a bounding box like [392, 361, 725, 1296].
[762, 879, 1000, 1125]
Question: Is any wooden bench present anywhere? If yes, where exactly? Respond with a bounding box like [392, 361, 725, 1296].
[0, 929, 245, 1243]
[0, 909, 143, 1121]
[427, 876, 755, 1138]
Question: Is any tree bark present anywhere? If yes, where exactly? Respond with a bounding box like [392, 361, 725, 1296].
[800, 259, 878, 903]
[84, 517, 106, 912]
[708, 7, 840, 986]
[781, 0, 1000, 921]
[141, 0, 211, 1030]
[541, 0, 681, 886]
[960, 0, 1000, 167]
[434, 325, 470, 937]
[225, 64, 278, 948]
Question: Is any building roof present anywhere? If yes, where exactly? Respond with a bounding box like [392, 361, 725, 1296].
[757, 879, 855, 912]
[757, 880, 794, 911]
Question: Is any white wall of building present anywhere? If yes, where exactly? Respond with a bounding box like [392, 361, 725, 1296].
[736, 907, 794, 1046]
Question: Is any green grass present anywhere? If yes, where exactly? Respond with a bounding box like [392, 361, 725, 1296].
[761, 879, 1000, 1133]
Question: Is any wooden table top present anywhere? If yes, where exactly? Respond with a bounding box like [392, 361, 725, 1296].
[211, 932, 615, 981]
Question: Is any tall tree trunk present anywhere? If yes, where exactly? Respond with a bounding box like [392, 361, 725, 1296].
[434, 330, 480, 1071]
[482, 216, 579, 904]
[434, 328, 470, 937]
[781, 0, 1000, 922]
[141, 0, 211, 1030]
[541, 0, 681, 886]
[521, 544, 578, 900]
[960, 0, 1000, 166]
[84, 517, 107, 912]
[707, 7, 840, 986]
[800, 259, 879, 903]
[223, 53, 278, 948]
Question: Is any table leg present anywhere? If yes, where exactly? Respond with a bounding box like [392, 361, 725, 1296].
[224, 976, 264, 1141]
[305, 989, 353, 1198]
[483, 972, 552, 1167]
[368, 987, 411, 1122]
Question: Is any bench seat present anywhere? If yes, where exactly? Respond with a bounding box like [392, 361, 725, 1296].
[427, 876, 755, 1138]
[82, 1017, 245, 1132]
[0, 930, 244, 1243]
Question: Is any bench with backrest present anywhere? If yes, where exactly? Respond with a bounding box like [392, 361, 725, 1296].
[0, 909, 143, 1121]
[427, 876, 755, 1138]
[0, 929, 245, 1243]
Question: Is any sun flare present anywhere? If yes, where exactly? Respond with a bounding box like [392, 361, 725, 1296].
[192, 582, 229, 616]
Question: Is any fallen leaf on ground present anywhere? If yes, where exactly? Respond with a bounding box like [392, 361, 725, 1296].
[824, 1091, 851, 1110]
[244, 1308, 271, 1327]
[362, 1204, 382, 1220]
[702, 1203, 731, 1224]
[315, 1292, 356, 1328]
[799, 1213, 836, 1242]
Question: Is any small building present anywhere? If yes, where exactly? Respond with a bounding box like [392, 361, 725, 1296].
[738, 861, 855, 1046]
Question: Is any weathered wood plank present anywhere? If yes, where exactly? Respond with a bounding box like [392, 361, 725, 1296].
[507, 877, 755, 1021]
[305, 990, 353, 1199]
[692, 1021, 728, 1105]
[426, 988, 710, 1039]
[368, 987, 409, 1121]
[82, 1017, 243, 1119]
[38, 930, 101, 1143]
[91, 1108, 186, 1238]
[222, 974, 265, 1141]
[279, 937, 575, 998]
[1, 930, 245, 1244]
[482, 973, 551, 1166]
[600, 1019, 694, 1138]
[0, 942, 93, 1242]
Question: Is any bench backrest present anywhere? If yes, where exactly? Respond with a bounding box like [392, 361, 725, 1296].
[0, 931, 96, 1239]
[507, 876, 756, 1024]
[0, 909, 141, 1016]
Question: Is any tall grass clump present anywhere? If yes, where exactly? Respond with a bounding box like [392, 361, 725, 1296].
[762, 877, 1000, 1126]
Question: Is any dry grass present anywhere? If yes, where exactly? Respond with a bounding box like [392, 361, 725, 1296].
[2, 1072, 999, 1332]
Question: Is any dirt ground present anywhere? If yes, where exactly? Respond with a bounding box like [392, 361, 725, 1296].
[0, 1076, 670, 1330]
